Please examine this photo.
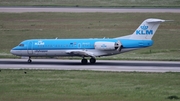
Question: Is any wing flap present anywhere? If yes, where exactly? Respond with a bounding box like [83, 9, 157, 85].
[66, 50, 95, 57]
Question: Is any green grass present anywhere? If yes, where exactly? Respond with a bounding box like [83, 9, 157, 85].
[0, 69, 180, 101]
[0, 12, 180, 60]
[0, 0, 180, 7]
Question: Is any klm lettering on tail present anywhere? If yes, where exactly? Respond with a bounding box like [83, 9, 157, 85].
[136, 25, 153, 35]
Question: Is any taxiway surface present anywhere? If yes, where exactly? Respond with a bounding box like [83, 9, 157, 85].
[0, 59, 180, 72]
[0, 7, 180, 13]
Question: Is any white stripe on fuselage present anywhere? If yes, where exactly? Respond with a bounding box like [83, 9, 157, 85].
[11, 48, 140, 57]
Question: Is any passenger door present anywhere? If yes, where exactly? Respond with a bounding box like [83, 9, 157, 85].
[27, 41, 33, 55]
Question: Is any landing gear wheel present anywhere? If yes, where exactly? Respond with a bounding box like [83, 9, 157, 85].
[27, 57, 32, 63]
[81, 59, 88, 64]
[27, 59, 32, 63]
[90, 58, 96, 64]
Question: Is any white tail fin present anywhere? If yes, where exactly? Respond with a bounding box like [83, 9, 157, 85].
[129, 18, 166, 40]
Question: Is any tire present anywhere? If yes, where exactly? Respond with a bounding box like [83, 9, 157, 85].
[90, 58, 96, 64]
[81, 59, 88, 64]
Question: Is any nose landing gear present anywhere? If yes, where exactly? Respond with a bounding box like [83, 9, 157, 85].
[27, 57, 32, 63]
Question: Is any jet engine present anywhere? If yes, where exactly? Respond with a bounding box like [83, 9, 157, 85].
[94, 41, 122, 51]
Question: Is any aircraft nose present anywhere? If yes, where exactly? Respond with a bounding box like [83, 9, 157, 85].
[10, 49, 15, 55]
[10, 49, 18, 55]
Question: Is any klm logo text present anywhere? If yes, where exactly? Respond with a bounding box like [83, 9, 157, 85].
[136, 25, 153, 35]
[35, 41, 45, 45]
[101, 44, 107, 48]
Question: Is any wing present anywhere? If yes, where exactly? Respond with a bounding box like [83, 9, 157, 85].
[65, 50, 95, 58]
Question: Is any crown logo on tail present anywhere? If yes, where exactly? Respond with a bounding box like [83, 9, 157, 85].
[140, 25, 148, 30]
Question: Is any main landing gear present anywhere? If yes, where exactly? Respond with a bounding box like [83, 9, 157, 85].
[26, 56, 95, 64]
[81, 58, 96, 64]
[90, 58, 96, 64]
[27, 57, 32, 63]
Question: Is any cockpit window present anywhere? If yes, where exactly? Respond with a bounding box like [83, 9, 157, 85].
[19, 44, 24, 47]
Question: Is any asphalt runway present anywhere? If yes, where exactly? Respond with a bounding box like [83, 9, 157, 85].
[0, 59, 180, 72]
[0, 7, 180, 13]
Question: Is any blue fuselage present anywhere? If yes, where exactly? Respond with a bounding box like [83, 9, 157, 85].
[11, 38, 153, 57]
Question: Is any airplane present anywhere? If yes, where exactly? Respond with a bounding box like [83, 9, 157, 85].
[10, 18, 168, 64]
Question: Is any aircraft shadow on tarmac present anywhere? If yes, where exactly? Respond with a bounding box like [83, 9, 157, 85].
[0, 60, 180, 67]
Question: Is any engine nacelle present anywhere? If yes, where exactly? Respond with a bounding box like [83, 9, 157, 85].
[95, 41, 121, 51]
